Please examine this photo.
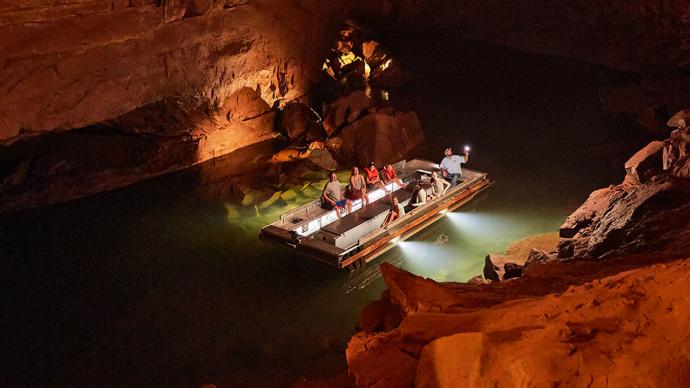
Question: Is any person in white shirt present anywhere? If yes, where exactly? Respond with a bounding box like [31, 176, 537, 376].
[439, 147, 469, 186]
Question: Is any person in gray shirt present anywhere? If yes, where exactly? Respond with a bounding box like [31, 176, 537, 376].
[322, 172, 351, 218]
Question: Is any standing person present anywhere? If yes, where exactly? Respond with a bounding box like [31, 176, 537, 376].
[382, 196, 405, 228]
[430, 170, 451, 198]
[348, 167, 369, 206]
[322, 172, 351, 218]
[364, 162, 388, 192]
[439, 147, 469, 186]
[382, 164, 405, 188]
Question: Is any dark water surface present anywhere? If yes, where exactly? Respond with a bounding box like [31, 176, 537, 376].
[1, 40, 650, 387]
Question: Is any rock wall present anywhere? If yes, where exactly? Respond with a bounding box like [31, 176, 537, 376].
[0, 0, 354, 211]
[0, 0, 348, 143]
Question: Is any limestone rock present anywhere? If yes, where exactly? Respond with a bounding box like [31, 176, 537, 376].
[336, 110, 424, 167]
[484, 254, 524, 282]
[304, 149, 338, 171]
[586, 180, 690, 259]
[415, 332, 484, 388]
[323, 91, 373, 136]
[559, 186, 624, 239]
[0, 1, 349, 143]
[278, 103, 313, 141]
[666, 109, 690, 129]
[557, 124, 690, 260]
[348, 259, 690, 387]
[524, 248, 556, 270]
[624, 140, 665, 184]
[466, 275, 486, 285]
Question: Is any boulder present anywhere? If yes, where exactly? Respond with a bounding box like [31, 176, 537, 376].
[524, 248, 556, 270]
[322, 90, 373, 136]
[666, 109, 690, 129]
[503, 263, 523, 280]
[559, 186, 624, 238]
[304, 149, 338, 171]
[624, 140, 664, 184]
[415, 332, 485, 388]
[586, 180, 690, 259]
[483, 254, 524, 282]
[349, 259, 690, 388]
[336, 110, 424, 167]
[278, 103, 313, 141]
[357, 290, 403, 333]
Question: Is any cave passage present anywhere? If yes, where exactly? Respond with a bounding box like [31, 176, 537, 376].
[0, 36, 652, 387]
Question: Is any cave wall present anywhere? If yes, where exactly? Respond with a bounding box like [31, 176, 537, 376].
[0, 0, 349, 143]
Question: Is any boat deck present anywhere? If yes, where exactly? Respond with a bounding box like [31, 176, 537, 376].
[322, 189, 413, 235]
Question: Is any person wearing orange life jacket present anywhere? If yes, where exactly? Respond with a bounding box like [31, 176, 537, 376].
[364, 162, 388, 193]
[382, 164, 405, 188]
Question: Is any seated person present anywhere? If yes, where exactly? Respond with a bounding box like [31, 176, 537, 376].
[382, 196, 405, 228]
[364, 162, 388, 192]
[382, 164, 405, 188]
[347, 167, 369, 206]
[411, 184, 428, 208]
[322, 172, 351, 218]
[430, 171, 451, 198]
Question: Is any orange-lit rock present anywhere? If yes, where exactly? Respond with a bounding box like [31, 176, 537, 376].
[0, 0, 353, 211]
[347, 259, 690, 387]
[0, 1, 349, 143]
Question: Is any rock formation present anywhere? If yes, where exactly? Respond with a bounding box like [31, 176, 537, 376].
[0, 0, 348, 143]
[0, 8, 426, 212]
[0, 0, 353, 211]
[347, 258, 690, 387]
[556, 115, 690, 261]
